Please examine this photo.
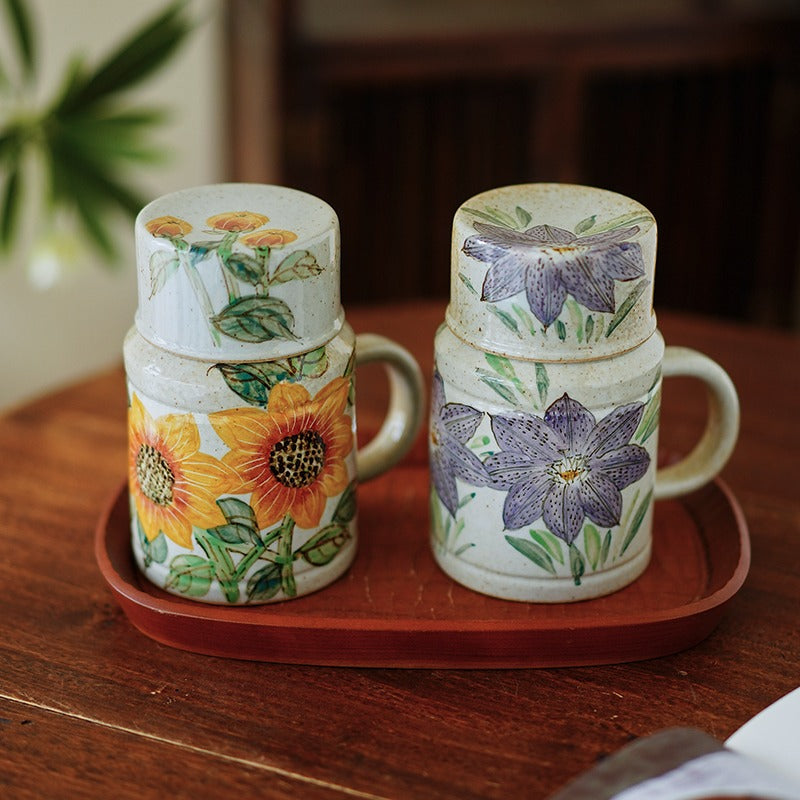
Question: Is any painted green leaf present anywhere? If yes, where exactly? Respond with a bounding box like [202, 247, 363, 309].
[288, 345, 328, 379]
[298, 523, 351, 566]
[247, 563, 282, 602]
[556, 319, 567, 341]
[584, 524, 602, 570]
[505, 535, 557, 575]
[515, 205, 532, 228]
[136, 517, 167, 567]
[565, 299, 584, 343]
[463, 206, 516, 229]
[343, 349, 356, 377]
[535, 362, 549, 407]
[332, 481, 357, 525]
[166, 555, 214, 597]
[206, 523, 250, 545]
[213, 361, 289, 405]
[588, 211, 653, 235]
[594, 316, 605, 339]
[270, 250, 322, 284]
[530, 529, 564, 565]
[150, 532, 168, 564]
[343, 350, 356, 406]
[458, 272, 479, 296]
[218, 497, 258, 530]
[606, 279, 649, 338]
[212, 296, 296, 342]
[477, 370, 517, 406]
[511, 303, 537, 336]
[569, 544, 585, 586]
[487, 305, 522, 337]
[601, 529, 612, 565]
[635, 385, 661, 443]
[620, 489, 653, 555]
[585, 315, 595, 342]
[485, 353, 519, 385]
[487, 206, 520, 229]
[189, 240, 219, 264]
[222, 251, 265, 285]
[574, 215, 596, 235]
[148, 250, 179, 297]
[194, 528, 240, 602]
[457, 492, 476, 509]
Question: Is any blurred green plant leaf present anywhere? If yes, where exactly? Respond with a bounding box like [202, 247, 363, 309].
[0, 164, 21, 250]
[53, 1, 192, 115]
[2, 0, 36, 80]
[0, 0, 194, 266]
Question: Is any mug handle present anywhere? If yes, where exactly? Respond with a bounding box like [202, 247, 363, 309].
[654, 346, 740, 500]
[353, 333, 425, 482]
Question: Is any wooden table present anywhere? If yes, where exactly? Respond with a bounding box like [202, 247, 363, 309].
[1, 302, 798, 799]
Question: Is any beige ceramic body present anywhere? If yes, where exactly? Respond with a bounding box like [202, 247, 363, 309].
[431, 326, 739, 602]
[126, 183, 424, 604]
[126, 323, 423, 604]
[430, 183, 739, 602]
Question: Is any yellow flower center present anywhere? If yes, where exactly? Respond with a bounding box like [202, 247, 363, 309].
[269, 430, 327, 488]
[136, 443, 175, 506]
[549, 455, 587, 485]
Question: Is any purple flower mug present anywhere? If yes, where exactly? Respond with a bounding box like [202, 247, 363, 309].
[430, 184, 739, 602]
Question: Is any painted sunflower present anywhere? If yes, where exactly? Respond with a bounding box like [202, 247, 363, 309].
[210, 377, 353, 530]
[128, 394, 236, 548]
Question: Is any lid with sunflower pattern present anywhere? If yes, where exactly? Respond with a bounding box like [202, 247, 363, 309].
[135, 183, 342, 360]
[447, 183, 658, 362]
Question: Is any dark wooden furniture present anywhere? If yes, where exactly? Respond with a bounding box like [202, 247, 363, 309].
[1, 302, 798, 798]
[225, 1, 800, 326]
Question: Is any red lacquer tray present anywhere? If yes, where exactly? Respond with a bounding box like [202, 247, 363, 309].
[95, 467, 750, 668]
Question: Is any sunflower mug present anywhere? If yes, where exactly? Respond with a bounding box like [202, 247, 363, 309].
[430, 184, 739, 602]
[125, 184, 424, 604]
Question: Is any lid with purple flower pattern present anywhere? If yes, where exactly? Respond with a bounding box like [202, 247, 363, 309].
[135, 183, 341, 361]
[447, 183, 657, 361]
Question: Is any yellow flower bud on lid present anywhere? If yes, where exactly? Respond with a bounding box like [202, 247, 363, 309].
[134, 183, 342, 360]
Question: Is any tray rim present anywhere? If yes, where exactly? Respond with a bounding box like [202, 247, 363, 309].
[95, 477, 750, 662]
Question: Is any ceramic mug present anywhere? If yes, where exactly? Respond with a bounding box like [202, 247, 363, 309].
[430, 184, 739, 603]
[125, 184, 424, 604]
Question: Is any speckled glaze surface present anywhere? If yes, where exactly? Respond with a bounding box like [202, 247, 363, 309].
[431, 184, 739, 603]
[136, 183, 341, 360]
[448, 183, 657, 362]
[126, 184, 424, 605]
[125, 324, 362, 604]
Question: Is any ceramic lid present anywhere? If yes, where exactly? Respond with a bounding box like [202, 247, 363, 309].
[135, 183, 341, 360]
[447, 184, 657, 361]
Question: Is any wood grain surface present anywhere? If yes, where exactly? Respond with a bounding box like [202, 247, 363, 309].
[1, 302, 798, 799]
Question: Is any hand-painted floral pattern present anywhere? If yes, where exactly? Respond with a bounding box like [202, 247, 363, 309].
[128, 393, 237, 548]
[429, 370, 491, 517]
[210, 377, 353, 529]
[463, 221, 645, 327]
[145, 215, 193, 238]
[207, 210, 270, 233]
[242, 229, 299, 248]
[145, 209, 323, 345]
[484, 393, 650, 543]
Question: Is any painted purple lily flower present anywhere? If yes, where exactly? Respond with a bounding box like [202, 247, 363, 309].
[485, 393, 650, 543]
[463, 222, 645, 327]
[430, 370, 491, 517]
